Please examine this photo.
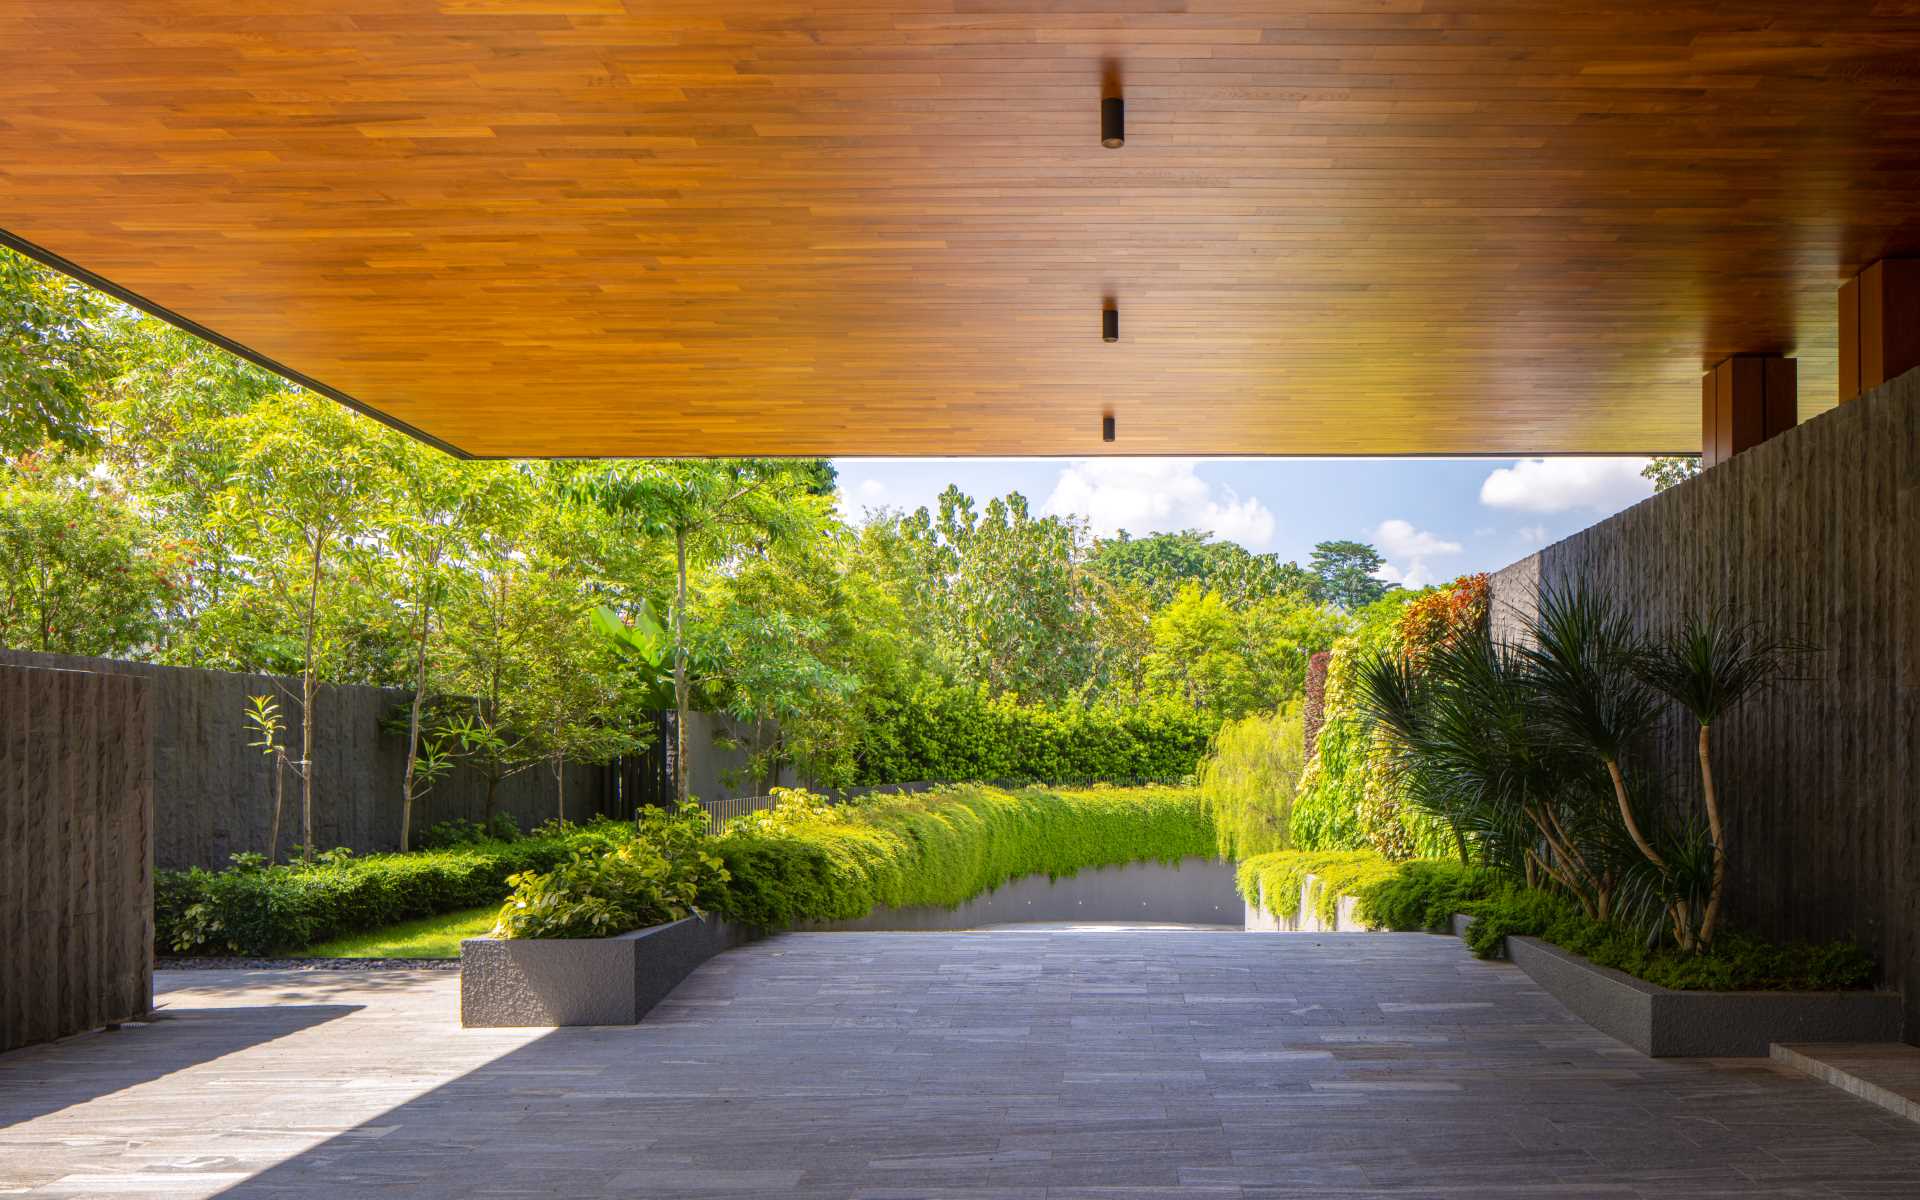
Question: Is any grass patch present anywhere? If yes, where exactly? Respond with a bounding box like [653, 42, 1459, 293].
[302, 905, 500, 959]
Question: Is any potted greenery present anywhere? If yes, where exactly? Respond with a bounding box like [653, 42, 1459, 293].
[460, 805, 751, 1028]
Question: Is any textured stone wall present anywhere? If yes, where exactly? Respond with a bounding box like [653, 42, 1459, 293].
[1, 663, 153, 1051]
[0, 650, 616, 869]
[1489, 366, 1919, 1038]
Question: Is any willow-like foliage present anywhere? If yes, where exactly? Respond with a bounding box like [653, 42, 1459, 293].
[1197, 703, 1304, 859]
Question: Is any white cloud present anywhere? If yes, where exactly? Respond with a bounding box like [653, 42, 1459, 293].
[1041, 459, 1276, 548]
[1376, 560, 1438, 590]
[834, 477, 891, 522]
[1516, 524, 1548, 545]
[1479, 458, 1654, 514]
[1370, 518, 1461, 591]
[1373, 518, 1461, 560]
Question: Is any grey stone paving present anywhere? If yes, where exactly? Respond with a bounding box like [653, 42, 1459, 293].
[3, 929, 1919, 1197]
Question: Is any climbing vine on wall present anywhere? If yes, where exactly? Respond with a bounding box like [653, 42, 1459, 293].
[1290, 576, 1489, 860]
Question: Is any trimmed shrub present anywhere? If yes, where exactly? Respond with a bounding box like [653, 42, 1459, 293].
[1459, 885, 1875, 991]
[157, 820, 633, 956]
[855, 687, 1212, 785]
[420, 813, 522, 850]
[1357, 859, 1501, 932]
[489, 805, 726, 940]
[706, 784, 1217, 929]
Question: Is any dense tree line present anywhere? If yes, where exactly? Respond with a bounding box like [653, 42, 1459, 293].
[1, 247, 1401, 826]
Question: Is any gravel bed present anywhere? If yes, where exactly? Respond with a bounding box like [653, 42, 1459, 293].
[157, 956, 460, 971]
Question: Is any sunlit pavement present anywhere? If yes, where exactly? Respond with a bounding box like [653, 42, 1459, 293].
[3, 930, 1918, 1197]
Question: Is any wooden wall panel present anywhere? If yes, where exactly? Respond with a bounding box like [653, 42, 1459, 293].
[1841, 276, 1862, 403]
[1490, 366, 1920, 1040]
[4, 2, 1920, 457]
[1703, 355, 1796, 465]
[0, 665, 153, 1055]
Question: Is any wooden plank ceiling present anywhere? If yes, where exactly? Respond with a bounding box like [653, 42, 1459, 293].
[4, 1, 1920, 458]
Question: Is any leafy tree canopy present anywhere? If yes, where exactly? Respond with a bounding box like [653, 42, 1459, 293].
[1, 247, 111, 454]
[1086, 529, 1315, 608]
[1309, 539, 1391, 610]
[1642, 456, 1701, 493]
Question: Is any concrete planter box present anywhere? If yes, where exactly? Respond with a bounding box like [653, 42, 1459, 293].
[1244, 874, 1372, 933]
[1506, 935, 1903, 1057]
[805, 856, 1242, 931]
[460, 914, 756, 1028]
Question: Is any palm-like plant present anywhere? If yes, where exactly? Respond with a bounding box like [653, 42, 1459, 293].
[1635, 612, 1803, 947]
[1518, 587, 1699, 943]
[1359, 583, 1806, 954]
[1356, 633, 1620, 919]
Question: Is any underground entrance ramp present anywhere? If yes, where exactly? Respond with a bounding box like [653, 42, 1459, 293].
[802, 855, 1244, 930]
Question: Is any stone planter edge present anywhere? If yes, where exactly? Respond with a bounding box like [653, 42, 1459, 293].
[1502, 934, 1903, 1057]
[460, 912, 758, 1029]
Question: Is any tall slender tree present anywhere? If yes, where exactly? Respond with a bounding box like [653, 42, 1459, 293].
[380, 452, 519, 849]
[209, 394, 385, 861]
[573, 461, 817, 804]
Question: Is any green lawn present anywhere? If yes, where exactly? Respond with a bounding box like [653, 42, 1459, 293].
[302, 905, 500, 959]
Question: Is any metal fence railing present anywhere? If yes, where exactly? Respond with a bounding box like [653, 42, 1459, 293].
[693, 792, 783, 830]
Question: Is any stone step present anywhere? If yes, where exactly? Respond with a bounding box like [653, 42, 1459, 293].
[1772, 1042, 1920, 1123]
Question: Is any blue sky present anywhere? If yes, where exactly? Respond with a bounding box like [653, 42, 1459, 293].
[831, 457, 1659, 587]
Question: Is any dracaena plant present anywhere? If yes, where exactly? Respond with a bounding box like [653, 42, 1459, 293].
[1634, 611, 1806, 948]
[1518, 588, 1695, 944]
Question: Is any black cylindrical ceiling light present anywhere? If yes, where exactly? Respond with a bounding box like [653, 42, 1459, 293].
[1102, 414, 1116, 442]
[1101, 97, 1124, 148]
[1102, 307, 1119, 342]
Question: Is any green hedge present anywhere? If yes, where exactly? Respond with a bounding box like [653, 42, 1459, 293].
[855, 687, 1212, 785]
[157, 822, 632, 956]
[1457, 886, 1875, 991]
[1234, 848, 1402, 927]
[160, 788, 1219, 953]
[1343, 857, 1874, 992]
[707, 784, 1217, 928]
[1356, 859, 1500, 932]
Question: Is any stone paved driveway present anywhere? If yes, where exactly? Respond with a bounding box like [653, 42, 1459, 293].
[3, 929, 1918, 1197]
